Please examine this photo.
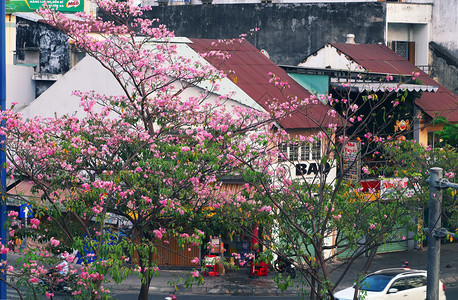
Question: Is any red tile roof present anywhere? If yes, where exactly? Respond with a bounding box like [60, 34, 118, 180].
[188, 39, 340, 129]
[330, 43, 458, 122]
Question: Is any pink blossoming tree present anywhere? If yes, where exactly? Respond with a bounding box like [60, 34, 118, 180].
[1, 1, 273, 299]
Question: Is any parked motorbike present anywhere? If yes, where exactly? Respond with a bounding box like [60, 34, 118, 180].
[40, 259, 78, 296]
[273, 255, 296, 279]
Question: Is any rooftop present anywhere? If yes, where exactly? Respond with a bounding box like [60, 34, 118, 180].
[329, 43, 458, 122]
[188, 38, 341, 129]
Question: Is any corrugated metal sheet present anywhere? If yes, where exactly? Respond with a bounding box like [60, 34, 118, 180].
[330, 43, 458, 122]
[7, 181, 43, 206]
[154, 237, 200, 267]
[188, 39, 341, 129]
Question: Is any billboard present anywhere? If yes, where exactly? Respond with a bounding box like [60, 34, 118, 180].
[6, 0, 84, 13]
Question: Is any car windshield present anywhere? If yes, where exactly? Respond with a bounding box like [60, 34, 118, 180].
[359, 275, 394, 292]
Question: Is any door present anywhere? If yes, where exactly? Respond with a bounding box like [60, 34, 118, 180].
[387, 276, 426, 300]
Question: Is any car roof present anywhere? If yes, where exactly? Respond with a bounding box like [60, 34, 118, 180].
[369, 268, 426, 277]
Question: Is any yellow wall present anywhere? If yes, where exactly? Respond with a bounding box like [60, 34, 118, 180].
[5, 15, 16, 65]
[84, 0, 98, 16]
[419, 123, 444, 146]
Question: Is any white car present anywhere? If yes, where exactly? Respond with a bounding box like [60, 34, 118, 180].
[334, 268, 446, 300]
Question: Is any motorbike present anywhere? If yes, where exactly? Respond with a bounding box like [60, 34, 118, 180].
[273, 255, 296, 279]
[40, 259, 78, 296]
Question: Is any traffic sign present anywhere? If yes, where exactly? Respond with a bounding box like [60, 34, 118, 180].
[20, 204, 33, 218]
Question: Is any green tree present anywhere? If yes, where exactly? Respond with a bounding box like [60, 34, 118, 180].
[221, 72, 437, 300]
[433, 117, 458, 148]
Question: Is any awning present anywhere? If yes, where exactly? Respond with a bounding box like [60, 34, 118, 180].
[330, 81, 439, 93]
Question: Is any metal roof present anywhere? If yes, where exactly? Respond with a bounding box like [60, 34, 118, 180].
[330, 43, 458, 122]
[188, 39, 340, 129]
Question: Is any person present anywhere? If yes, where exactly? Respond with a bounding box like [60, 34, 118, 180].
[402, 261, 410, 269]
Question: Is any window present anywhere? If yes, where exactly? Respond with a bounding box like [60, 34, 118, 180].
[406, 276, 426, 289]
[300, 142, 310, 161]
[278, 141, 321, 162]
[359, 274, 394, 292]
[391, 41, 415, 64]
[290, 143, 299, 161]
[278, 142, 288, 161]
[312, 140, 321, 160]
[427, 132, 440, 147]
[390, 279, 407, 291]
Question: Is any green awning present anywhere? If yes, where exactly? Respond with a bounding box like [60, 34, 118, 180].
[288, 73, 329, 96]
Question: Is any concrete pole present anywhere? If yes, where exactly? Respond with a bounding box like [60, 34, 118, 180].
[1, 5, 8, 299]
[427, 167, 442, 300]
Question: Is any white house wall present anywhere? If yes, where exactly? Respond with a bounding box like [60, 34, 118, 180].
[298, 45, 364, 71]
[19, 56, 125, 119]
[6, 64, 36, 110]
[431, 0, 458, 56]
[386, 3, 432, 24]
[412, 23, 429, 66]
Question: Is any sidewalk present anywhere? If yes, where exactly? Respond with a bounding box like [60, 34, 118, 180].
[122, 242, 458, 297]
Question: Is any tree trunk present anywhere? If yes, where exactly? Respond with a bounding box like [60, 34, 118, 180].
[91, 280, 102, 300]
[310, 276, 316, 300]
[138, 275, 152, 300]
[353, 246, 378, 300]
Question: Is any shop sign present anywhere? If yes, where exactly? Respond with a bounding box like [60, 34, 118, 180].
[295, 162, 331, 176]
[6, 0, 84, 13]
[380, 177, 419, 199]
[343, 141, 361, 181]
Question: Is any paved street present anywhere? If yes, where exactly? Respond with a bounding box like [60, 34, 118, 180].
[5, 242, 458, 299]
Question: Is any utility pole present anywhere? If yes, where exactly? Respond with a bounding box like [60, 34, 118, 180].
[0, 3, 7, 299]
[426, 167, 458, 300]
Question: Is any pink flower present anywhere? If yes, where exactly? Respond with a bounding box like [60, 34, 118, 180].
[181, 146, 191, 152]
[370, 224, 376, 230]
[190, 270, 199, 277]
[8, 211, 18, 217]
[50, 237, 60, 247]
[153, 229, 163, 240]
[30, 218, 40, 228]
[29, 277, 39, 283]
[191, 257, 199, 264]
[445, 172, 455, 179]
[93, 205, 103, 214]
[259, 206, 272, 213]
